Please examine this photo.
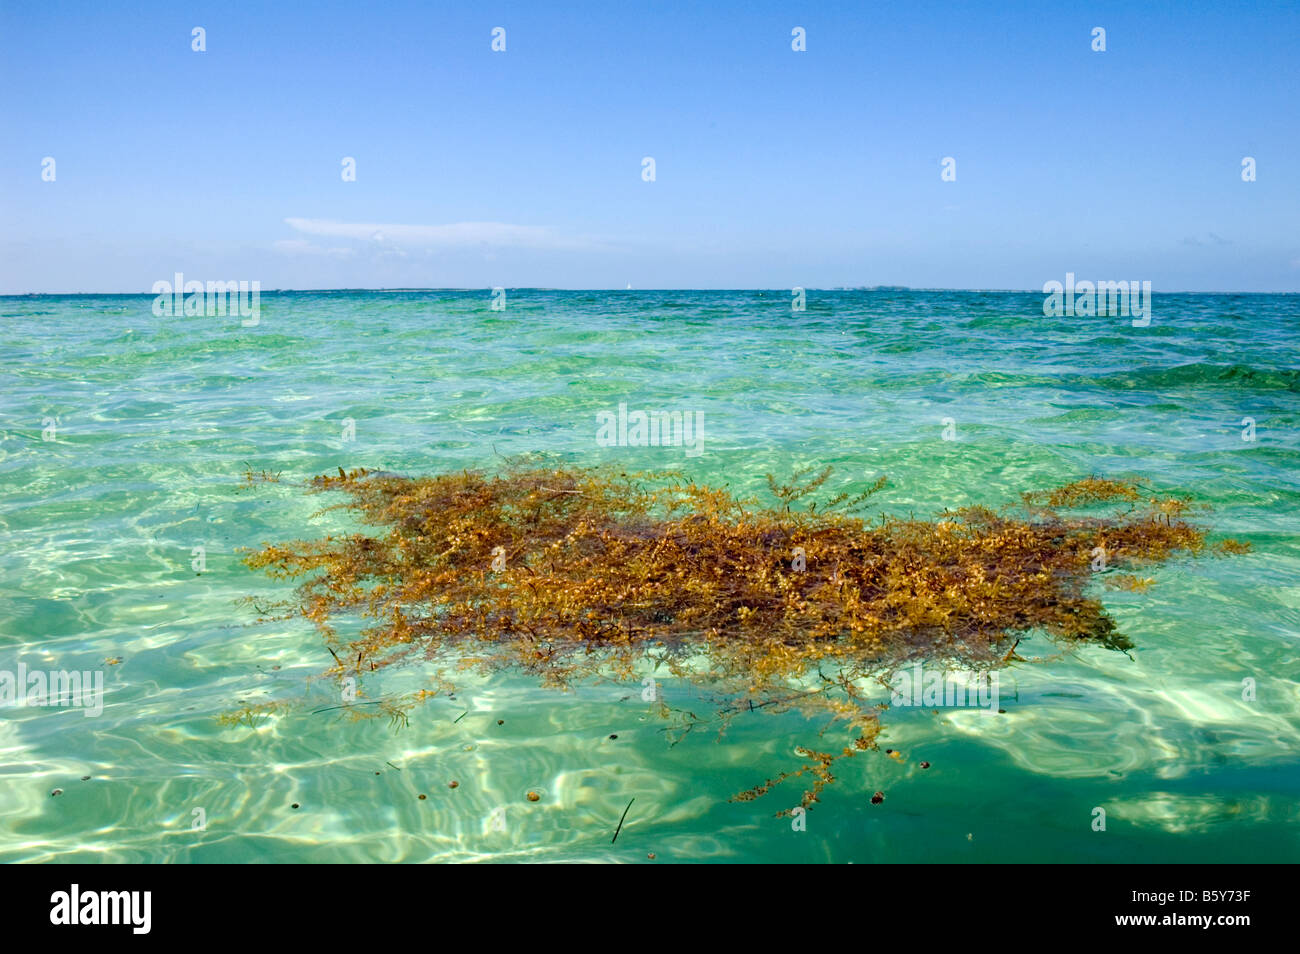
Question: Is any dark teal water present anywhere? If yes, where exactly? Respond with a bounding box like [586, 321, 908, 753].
[1, 290, 1298, 862]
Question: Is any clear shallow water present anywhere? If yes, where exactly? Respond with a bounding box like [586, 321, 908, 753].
[1, 289, 1298, 863]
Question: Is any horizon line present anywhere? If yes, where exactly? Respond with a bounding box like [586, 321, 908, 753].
[4, 286, 1298, 297]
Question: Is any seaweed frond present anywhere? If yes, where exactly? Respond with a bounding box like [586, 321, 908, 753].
[218, 701, 286, 730]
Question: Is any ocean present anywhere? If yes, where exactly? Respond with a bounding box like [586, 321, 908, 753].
[1, 289, 1297, 862]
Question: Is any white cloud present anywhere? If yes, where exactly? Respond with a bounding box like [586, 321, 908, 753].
[283, 218, 589, 250]
[273, 238, 355, 257]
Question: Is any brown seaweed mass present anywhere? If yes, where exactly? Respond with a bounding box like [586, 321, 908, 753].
[243, 465, 1243, 811]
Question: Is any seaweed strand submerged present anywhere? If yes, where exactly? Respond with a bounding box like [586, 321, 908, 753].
[243, 465, 1244, 810]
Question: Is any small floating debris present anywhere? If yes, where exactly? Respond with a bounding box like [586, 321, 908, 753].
[80, 775, 90, 781]
[870, 792, 885, 805]
[919, 761, 931, 770]
[647, 852, 656, 860]
[612, 796, 635, 843]
[418, 794, 427, 800]
[291, 803, 300, 809]
[50, 789, 63, 797]
[608, 734, 618, 740]
[448, 780, 459, 789]
[526, 791, 541, 802]
[497, 719, 504, 725]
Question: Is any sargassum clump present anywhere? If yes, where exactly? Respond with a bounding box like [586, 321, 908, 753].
[244, 464, 1243, 810]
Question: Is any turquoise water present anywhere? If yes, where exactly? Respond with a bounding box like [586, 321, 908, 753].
[1, 289, 1298, 863]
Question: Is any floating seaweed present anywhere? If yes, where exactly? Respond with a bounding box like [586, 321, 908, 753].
[218, 700, 287, 730]
[242, 463, 1246, 812]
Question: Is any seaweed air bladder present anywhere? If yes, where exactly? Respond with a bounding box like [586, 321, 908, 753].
[243, 464, 1245, 812]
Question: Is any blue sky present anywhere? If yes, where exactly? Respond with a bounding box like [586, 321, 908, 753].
[2, 0, 1297, 292]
